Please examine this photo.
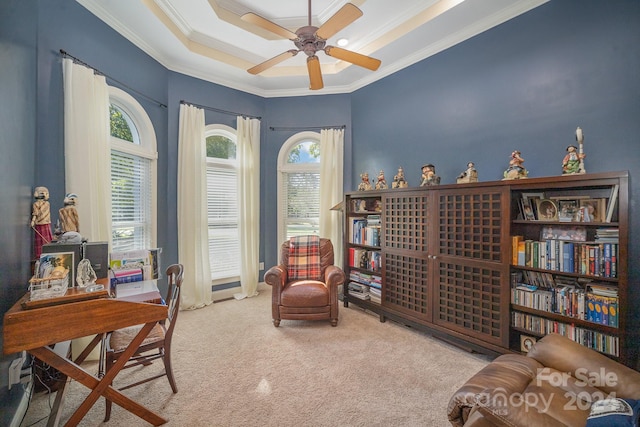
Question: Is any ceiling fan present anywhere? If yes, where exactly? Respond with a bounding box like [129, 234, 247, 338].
[241, 1, 381, 90]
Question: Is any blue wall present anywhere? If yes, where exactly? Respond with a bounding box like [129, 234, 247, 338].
[0, 0, 38, 421]
[351, 0, 640, 334]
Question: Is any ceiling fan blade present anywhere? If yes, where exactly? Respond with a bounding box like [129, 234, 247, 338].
[315, 3, 363, 40]
[307, 55, 324, 90]
[248, 50, 299, 75]
[324, 46, 381, 71]
[241, 12, 298, 40]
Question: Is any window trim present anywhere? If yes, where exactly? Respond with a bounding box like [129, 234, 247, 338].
[277, 131, 321, 245]
[205, 124, 240, 285]
[109, 86, 158, 249]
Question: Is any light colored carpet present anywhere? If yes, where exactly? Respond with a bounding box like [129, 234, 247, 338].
[22, 283, 490, 426]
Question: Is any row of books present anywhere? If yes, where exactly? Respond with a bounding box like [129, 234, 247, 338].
[511, 283, 618, 327]
[349, 271, 382, 289]
[348, 247, 382, 272]
[512, 236, 618, 278]
[350, 217, 381, 247]
[512, 312, 619, 356]
[347, 282, 382, 304]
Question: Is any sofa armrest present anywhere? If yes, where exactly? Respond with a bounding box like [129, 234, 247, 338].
[527, 334, 640, 399]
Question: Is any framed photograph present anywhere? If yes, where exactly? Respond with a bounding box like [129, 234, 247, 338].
[36, 251, 75, 287]
[579, 198, 606, 222]
[522, 192, 545, 219]
[536, 199, 558, 221]
[541, 226, 587, 242]
[520, 335, 537, 353]
[557, 199, 580, 222]
[521, 199, 536, 221]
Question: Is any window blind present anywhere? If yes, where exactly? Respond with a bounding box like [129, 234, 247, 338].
[206, 162, 240, 280]
[111, 150, 152, 251]
[282, 172, 320, 238]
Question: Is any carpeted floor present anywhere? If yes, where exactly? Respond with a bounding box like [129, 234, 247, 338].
[21, 283, 490, 426]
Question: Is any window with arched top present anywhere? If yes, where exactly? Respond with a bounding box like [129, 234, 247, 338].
[277, 132, 321, 245]
[205, 124, 240, 283]
[108, 86, 157, 252]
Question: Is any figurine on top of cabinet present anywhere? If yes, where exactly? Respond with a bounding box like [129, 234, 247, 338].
[562, 145, 585, 175]
[375, 169, 388, 190]
[420, 164, 440, 186]
[59, 192, 80, 233]
[357, 172, 373, 191]
[392, 167, 408, 189]
[457, 161, 478, 184]
[31, 186, 54, 259]
[503, 150, 528, 180]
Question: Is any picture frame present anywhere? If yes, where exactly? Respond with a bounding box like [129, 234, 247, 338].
[557, 199, 580, 222]
[579, 198, 606, 223]
[536, 199, 558, 221]
[520, 335, 537, 353]
[36, 251, 75, 287]
[541, 226, 587, 242]
[521, 192, 545, 219]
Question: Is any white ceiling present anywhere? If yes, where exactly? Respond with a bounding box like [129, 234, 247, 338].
[77, 0, 548, 98]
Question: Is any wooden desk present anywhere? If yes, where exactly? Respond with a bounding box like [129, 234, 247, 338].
[3, 291, 168, 426]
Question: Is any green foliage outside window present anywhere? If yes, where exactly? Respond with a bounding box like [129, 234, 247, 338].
[288, 141, 320, 163]
[110, 105, 133, 142]
[207, 135, 236, 159]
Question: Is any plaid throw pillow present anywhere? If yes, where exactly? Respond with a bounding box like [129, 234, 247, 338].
[288, 235, 322, 281]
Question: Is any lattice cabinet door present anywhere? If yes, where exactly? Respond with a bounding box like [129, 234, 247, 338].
[381, 191, 432, 320]
[432, 187, 511, 347]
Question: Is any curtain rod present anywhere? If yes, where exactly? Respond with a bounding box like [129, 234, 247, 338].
[180, 100, 261, 120]
[269, 125, 346, 131]
[60, 50, 168, 109]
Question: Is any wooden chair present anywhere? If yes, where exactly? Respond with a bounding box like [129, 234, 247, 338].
[104, 264, 184, 421]
[265, 237, 345, 327]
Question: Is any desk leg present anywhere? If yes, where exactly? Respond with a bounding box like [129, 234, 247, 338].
[30, 322, 166, 426]
[44, 334, 104, 427]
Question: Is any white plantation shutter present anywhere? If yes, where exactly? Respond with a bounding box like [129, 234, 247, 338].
[282, 172, 320, 238]
[111, 150, 152, 251]
[206, 161, 240, 280]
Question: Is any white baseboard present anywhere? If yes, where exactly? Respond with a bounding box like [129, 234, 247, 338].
[212, 283, 268, 302]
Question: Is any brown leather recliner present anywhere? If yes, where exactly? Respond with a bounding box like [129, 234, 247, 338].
[448, 333, 640, 427]
[264, 238, 345, 327]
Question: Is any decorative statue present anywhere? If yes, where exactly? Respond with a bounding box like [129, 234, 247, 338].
[357, 172, 373, 191]
[503, 150, 528, 180]
[563, 127, 586, 174]
[420, 164, 440, 186]
[59, 193, 80, 233]
[76, 258, 97, 289]
[31, 186, 53, 259]
[457, 161, 478, 184]
[375, 170, 388, 190]
[392, 167, 408, 189]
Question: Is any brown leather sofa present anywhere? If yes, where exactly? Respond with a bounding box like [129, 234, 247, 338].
[264, 238, 345, 327]
[448, 334, 640, 427]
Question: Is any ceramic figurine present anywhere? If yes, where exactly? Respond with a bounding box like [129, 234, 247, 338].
[503, 150, 528, 180]
[31, 186, 53, 259]
[420, 163, 440, 186]
[457, 161, 478, 184]
[375, 170, 388, 190]
[563, 127, 586, 174]
[392, 167, 408, 188]
[357, 172, 373, 191]
[59, 192, 80, 233]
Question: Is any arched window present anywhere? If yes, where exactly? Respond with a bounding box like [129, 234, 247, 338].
[109, 87, 157, 251]
[205, 124, 240, 283]
[277, 131, 321, 244]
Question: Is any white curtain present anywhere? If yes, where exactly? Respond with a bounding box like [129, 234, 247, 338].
[319, 128, 344, 268]
[177, 104, 213, 310]
[234, 116, 261, 300]
[62, 58, 112, 244]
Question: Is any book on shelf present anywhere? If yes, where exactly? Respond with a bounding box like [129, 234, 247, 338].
[605, 184, 619, 223]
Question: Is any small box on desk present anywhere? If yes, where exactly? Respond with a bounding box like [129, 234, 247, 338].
[113, 280, 162, 304]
